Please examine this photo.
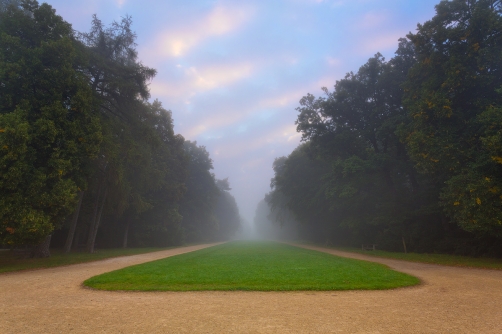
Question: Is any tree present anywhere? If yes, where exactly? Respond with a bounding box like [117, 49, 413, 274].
[178, 141, 220, 242]
[0, 1, 101, 256]
[294, 47, 432, 247]
[213, 178, 241, 240]
[267, 144, 339, 244]
[402, 0, 502, 235]
[118, 100, 187, 248]
[266, 0, 502, 255]
[78, 14, 156, 121]
[253, 198, 298, 240]
[72, 15, 158, 252]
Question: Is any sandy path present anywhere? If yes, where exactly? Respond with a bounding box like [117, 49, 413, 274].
[1, 242, 501, 334]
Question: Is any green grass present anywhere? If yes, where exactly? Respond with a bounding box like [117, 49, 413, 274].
[84, 241, 420, 291]
[334, 247, 502, 270]
[0, 247, 169, 274]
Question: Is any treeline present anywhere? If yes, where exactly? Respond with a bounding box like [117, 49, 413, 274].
[257, 0, 502, 257]
[0, 1, 240, 257]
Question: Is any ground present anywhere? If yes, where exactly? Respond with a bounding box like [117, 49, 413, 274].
[1, 242, 501, 333]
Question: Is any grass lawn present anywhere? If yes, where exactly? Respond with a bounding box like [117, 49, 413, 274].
[0, 247, 169, 274]
[335, 247, 502, 270]
[84, 241, 420, 291]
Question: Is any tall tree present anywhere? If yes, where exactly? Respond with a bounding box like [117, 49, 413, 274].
[178, 141, 220, 243]
[78, 14, 156, 121]
[254, 198, 298, 240]
[74, 15, 157, 252]
[213, 178, 241, 241]
[402, 0, 502, 235]
[0, 1, 101, 256]
[118, 100, 187, 248]
[267, 144, 339, 244]
[294, 46, 432, 247]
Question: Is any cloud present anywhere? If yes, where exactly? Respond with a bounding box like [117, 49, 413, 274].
[358, 32, 403, 54]
[149, 4, 256, 58]
[115, 0, 126, 8]
[259, 91, 302, 109]
[173, 73, 338, 140]
[184, 106, 251, 138]
[241, 157, 265, 171]
[259, 75, 337, 108]
[355, 11, 390, 30]
[179, 89, 309, 139]
[185, 63, 255, 90]
[246, 123, 300, 150]
[326, 56, 341, 67]
[149, 80, 193, 99]
[149, 61, 257, 103]
[212, 123, 301, 160]
[290, 0, 346, 5]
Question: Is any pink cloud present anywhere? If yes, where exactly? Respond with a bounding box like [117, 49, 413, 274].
[142, 4, 256, 59]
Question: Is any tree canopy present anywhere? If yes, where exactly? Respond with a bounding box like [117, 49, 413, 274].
[0, 1, 241, 256]
[0, 1, 101, 250]
[402, 0, 502, 235]
[260, 0, 502, 256]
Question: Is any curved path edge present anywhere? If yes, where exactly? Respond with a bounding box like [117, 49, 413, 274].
[1, 241, 501, 333]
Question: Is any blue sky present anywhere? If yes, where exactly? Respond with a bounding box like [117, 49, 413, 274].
[44, 0, 440, 224]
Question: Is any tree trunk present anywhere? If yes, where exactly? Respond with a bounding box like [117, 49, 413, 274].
[64, 191, 84, 253]
[402, 236, 408, 254]
[87, 185, 108, 253]
[409, 170, 420, 194]
[122, 220, 131, 248]
[86, 180, 104, 253]
[30, 234, 52, 258]
[73, 228, 81, 251]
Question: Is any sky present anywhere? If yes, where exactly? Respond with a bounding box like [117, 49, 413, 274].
[43, 0, 440, 225]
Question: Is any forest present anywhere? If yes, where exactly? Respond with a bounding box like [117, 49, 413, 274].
[0, 0, 241, 257]
[255, 0, 502, 257]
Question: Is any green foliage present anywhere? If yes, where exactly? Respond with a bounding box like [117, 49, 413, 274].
[402, 0, 502, 234]
[290, 48, 442, 246]
[108, 100, 187, 247]
[268, 144, 337, 242]
[213, 185, 241, 240]
[84, 241, 419, 291]
[60, 14, 189, 252]
[440, 103, 502, 235]
[0, 1, 233, 254]
[78, 14, 156, 116]
[178, 141, 220, 243]
[264, 0, 502, 256]
[177, 142, 241, 243]
[0, 1, 101, 247]
[254, 198, 299, 239]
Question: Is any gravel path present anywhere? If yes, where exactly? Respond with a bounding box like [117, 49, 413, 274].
[1, 242, 501, 333]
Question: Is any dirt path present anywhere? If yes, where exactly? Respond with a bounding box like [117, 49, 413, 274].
[1, 242, 501, 334]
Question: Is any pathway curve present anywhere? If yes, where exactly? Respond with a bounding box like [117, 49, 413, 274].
[1, 242, 501, 333]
